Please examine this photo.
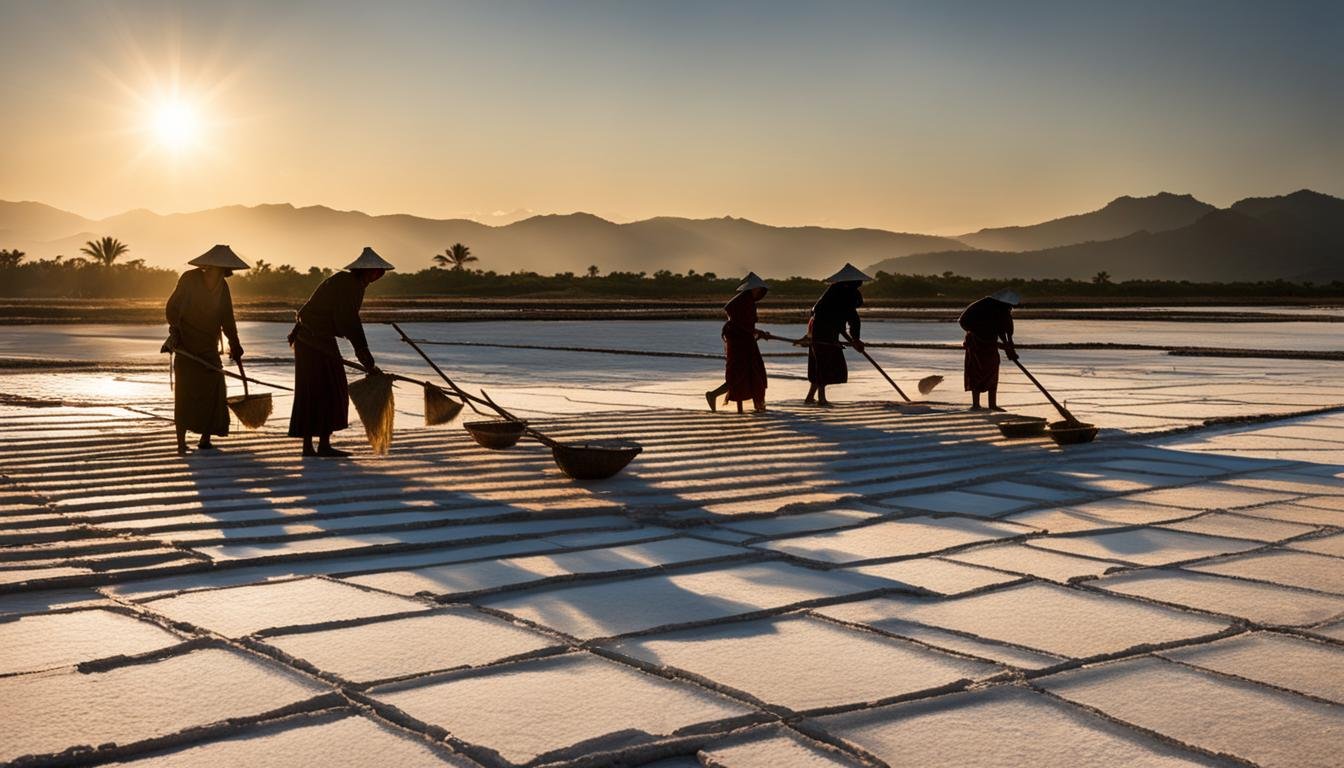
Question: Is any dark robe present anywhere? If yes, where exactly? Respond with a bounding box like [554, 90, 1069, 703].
[959, 296, 1015, 392]
[722, 290, 767, 403]
[165, 269, 239, 436]
[807, 283, 862, 386]
[288, 272, 374, 438]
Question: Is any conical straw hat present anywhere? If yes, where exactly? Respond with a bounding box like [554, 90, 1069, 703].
[735, 272, 769, 292]
[344, 246, 396, 271]
[991, 288, 1021, 306]
[188, 244, 250, 270]
[824, 263, 873, 284]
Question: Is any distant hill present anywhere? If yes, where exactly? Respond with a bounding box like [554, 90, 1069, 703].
[870, 190, 1344, 282]
[0, 202, 966, 279]
[957, 192, 1217, 251]
[0, 201, 96, 244]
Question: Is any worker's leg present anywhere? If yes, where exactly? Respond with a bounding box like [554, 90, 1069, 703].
[317, 432, 350, 458]
[705, 382, 728, 411]
[176, 426, 191, 454]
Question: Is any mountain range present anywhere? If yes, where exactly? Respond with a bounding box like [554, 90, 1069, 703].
[871, 190, 1344, 282]
[2, 189, 1340, 281]
[0, 202, 963, 278]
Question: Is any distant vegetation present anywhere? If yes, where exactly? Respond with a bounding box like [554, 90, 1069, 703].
[0, 247, 1340, 303]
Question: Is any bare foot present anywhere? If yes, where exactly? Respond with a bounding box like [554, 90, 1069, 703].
[176, 443, 192, 454]
[705, 391, 717, 412]
[317, 446, 352, 458]
[302, 446, 318, 457]
[969, 405, 984, 411]
[198, 438, 215, 450]
[989, 406, 1007, 412]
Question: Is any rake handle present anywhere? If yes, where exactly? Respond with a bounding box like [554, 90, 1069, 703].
[1013, 358, 1079, 424]
[237, 358, 249, 398]
[168, 348, 294, 392]
[843, 331, 911, 402]
[389, 322, 487, 416]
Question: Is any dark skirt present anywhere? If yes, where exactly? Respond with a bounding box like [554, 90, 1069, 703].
[963, 332, 1000, 392]
[806, 317, 847, 385]
[288, 331, 350, 437]
[173, 349, 230, 436]
[723, 325, 767, 402]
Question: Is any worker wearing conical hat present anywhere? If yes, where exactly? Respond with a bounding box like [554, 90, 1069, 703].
[706, 272, 770, 413]
[804, 263, 872, 406]
[287, 247, 394, 457]
[163, 244, 251, 454]
[958, 288, 1020, 411]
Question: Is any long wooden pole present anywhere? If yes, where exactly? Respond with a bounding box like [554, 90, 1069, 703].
[842, 331, 912, 402]
[1013, 358, 1080, 424]
[168, 348, 294, 392]
[389, 322, 487, 416]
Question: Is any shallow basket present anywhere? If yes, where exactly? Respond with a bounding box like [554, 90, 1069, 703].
[1049, 420, 1099, 446]
[464, 420, 528, 450]
[998, 417, 1048, 439]
[550, 441, 643, 480]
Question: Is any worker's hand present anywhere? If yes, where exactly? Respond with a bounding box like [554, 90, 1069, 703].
[365, 363, 384, 376]
[754, 329, 768, 340]
[229, 344, 244, 362]
[159, 337, 177, 354]
[1006, 348, 1020, 361]
[794, 335, 811, 348]
[851, 339, 866, 353]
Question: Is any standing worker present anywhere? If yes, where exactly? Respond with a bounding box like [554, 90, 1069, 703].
[163, 245, 250, 454]
[959, 289, 1020, 411]
[706, 272, 769, 413]
[804, 263, 871, 406]
[287, 247, 395, 457]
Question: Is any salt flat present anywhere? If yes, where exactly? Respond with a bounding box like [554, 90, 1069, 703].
[2, 324, 1343, 766]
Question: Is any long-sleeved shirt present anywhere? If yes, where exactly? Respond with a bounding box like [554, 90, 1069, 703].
[959, 296, 1015, 344]
[810, 283, 862, 342]
[296, 271, 373, 366]
[165, 268, 240, 356]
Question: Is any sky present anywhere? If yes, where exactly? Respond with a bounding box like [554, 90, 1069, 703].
[1, 0, 1341, 235]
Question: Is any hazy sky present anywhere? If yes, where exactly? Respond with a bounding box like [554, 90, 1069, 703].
[2, 0, 1341, 234]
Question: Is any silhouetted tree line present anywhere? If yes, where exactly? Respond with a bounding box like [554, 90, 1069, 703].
[0, 248, 1340, 300]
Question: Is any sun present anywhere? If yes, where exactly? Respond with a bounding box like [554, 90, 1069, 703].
[150, 101, 201, 151]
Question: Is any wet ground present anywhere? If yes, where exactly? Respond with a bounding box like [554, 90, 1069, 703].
[1, 320, 1342, 766]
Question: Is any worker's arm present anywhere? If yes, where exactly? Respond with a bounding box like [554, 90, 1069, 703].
[221, 282, 243, 361]
[334, 281, 378, 372]
[847, 307, 864, 353]
[161, 274, 187, 353]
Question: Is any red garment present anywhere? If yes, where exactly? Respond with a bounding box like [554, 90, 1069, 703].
[722, 291, 767, 402]
[963, 331, 1000, 392]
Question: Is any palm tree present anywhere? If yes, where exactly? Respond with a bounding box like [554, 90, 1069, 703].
[433, 243, 477, 270]
[586, 264, 600, 278]
[0, 249, 24, 268]
[80, 237, 129, 266]
[1092, 270, 1112, 285]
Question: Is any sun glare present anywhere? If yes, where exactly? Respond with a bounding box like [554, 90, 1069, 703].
[150, 101, 200, 151]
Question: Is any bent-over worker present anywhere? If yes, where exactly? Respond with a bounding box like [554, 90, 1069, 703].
[804, 263, 871, 406]
[163, 244, 250, 454]
[288, 247, 394, 457]
[958, 288, 1020, 411]
[706, 272, 769, 413]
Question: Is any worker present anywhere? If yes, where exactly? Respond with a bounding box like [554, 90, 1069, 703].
[706, 272, 769, 413]
[163, 244, 250, 454]
[804, 263, 871, 406]
[287, 246, 394, 457]
[958, 288, 1020, 411]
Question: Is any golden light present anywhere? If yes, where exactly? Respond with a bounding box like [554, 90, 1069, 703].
[150, 100, 201, 151]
